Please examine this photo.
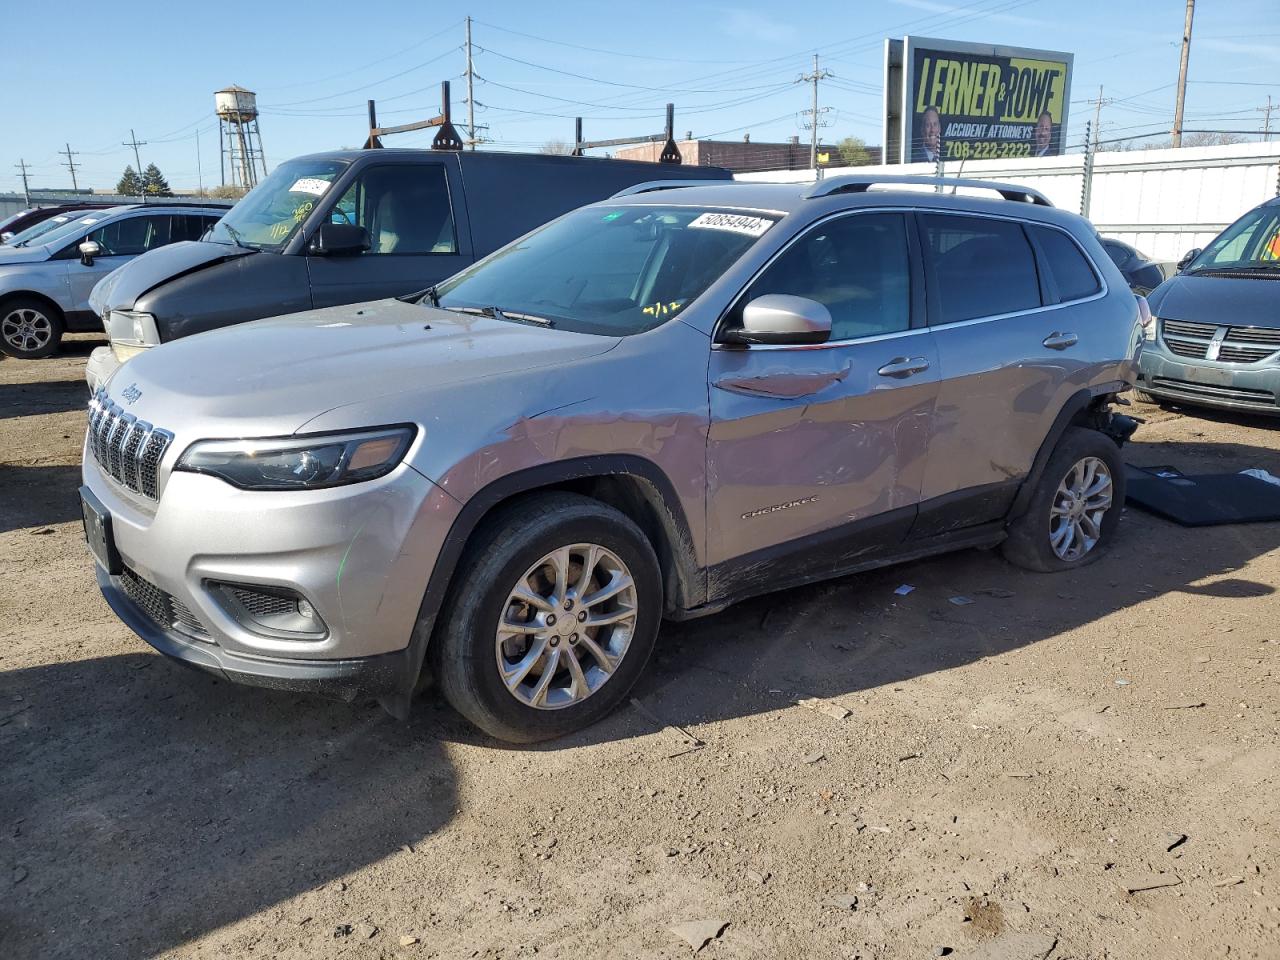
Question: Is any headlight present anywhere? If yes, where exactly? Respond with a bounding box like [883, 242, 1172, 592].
[107, 310, 159, 346]
[1145, 317, 1158, 341]
[175, 426, 415, 490]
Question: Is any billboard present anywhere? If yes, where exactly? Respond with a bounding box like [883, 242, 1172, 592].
[884, 36, 1073, 165]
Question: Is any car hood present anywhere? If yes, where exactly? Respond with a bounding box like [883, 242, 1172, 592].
[0, 244, 51, 264]
[90, 239, 257, 315]
[105, 298, 621, 437]
[1149, 272, 1280, 329]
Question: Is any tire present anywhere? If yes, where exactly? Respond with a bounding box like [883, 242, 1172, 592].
[0, 296, 65, 359]
[432, 492, 663, 743]
[1001, 427, 1126, 573]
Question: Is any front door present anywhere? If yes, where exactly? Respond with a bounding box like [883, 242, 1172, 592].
[305, 162, 471, 308]
[705, 211, 938, 597]
[65, 212, 176, 312]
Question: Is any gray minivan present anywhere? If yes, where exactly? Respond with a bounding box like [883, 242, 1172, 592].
[85, 149, 730, 388]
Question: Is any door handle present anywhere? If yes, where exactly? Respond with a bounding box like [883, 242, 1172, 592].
[1043, 331, 1079, 350]
[877, 357, 931, 379]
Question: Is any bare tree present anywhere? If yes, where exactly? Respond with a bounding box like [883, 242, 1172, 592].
[540, 140, 574, 156]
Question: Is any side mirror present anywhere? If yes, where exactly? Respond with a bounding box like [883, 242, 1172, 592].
[78, 240, 101, 266]
[726, 294, 832, 346]
[309, 222, 370, 257]
[1176, 247, 1201, 272]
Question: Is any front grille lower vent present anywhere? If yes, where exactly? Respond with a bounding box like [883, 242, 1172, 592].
[120, 566, 211, 641]
[87, 388, 172, 500]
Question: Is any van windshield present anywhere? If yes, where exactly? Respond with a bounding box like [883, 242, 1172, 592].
[207, 158, 349, 252]
[435, 205, 776, 336]
[1188, 204, 1280, 273]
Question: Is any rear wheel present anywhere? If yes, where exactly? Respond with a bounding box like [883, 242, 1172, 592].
[0, 297, 64, 359]
[433, 492, 662, 743]
[1002, 427, 1126, 573]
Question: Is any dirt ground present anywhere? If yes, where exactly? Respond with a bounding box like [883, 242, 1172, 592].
[2, 335, 1278, 960]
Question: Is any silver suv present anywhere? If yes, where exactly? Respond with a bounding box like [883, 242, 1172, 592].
[0, 203, 226, 358]
[80, 176, 1142, 742]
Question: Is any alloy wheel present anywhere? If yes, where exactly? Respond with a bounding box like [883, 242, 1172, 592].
[1049, 456, 1114, 562]
[495, 543, 638, 710]
[1, 307, 52, 353]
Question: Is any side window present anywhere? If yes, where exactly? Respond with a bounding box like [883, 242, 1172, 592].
[922, 215, 1041, 324]
[170, 215, 208, 243]
[1101, 240, 1130, 268]
[85, 214, 173, 256]
[328, 165, 456, 255]
[743, 213, 911, 341]
[1033, 227, 1101, 302]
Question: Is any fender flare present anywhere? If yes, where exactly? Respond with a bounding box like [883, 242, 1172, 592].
[1006, 388, 1096, 522]
[380, 454, 699, 718]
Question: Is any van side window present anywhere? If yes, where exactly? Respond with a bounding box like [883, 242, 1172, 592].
[921, 215, 1041, 324]
[1033, 226, 1101, 302]
[743, 213, 911, 341]
[329, 165, 457, 255]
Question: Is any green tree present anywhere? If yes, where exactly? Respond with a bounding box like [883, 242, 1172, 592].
[116, 165, 143, 196]
[141, 163, 173, 197]
[837, 136, 870, 167]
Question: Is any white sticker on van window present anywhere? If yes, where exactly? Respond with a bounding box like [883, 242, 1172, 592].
[79, 218, 100, 225]
[688, 212, 774, 237]
[290, 177, 332, 196]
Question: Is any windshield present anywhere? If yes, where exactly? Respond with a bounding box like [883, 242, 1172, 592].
[10, 211, 109, 249]
[1188, 204, 1280, 272]
[207, 158, 349, 251]
[435, 205, 776, 335]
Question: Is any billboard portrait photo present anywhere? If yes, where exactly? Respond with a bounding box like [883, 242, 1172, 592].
[901, 37, 1073, 164]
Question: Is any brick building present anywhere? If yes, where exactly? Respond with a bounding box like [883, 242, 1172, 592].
[615, 134, 881, 174]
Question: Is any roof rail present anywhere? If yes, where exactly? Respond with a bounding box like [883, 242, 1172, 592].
[610, 179, 736, 199]
[803, 174, 1052, 207]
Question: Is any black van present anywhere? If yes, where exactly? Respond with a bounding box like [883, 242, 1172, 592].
[86, 149, 729, 386]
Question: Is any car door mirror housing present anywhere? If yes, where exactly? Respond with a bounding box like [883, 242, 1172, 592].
[78, 240, 101, 265]
[726, 294, 832, 345]
[310, 222, 371, 257]
[1176, 247, 1201, 272]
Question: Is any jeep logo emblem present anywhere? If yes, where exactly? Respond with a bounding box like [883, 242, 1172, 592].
[121, 383, 142, 404]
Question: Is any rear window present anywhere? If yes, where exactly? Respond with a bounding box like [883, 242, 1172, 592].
[1033, 227, 1101, 302]
[922, 214, 1041, 324]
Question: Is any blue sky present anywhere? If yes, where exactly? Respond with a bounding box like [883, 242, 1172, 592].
[3, 0, 1277, 192]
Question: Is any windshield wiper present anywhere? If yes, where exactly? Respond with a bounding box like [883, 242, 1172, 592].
[446, 305, 554, 328]
[220, 222, 251, 249]
[400, 285, 440, 306]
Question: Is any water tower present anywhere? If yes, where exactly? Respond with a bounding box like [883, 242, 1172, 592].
[216, 85, 268, 191]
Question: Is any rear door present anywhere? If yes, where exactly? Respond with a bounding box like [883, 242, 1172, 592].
[706, 210, 939, 588]
[914, 212, 1103, 536]
[305, 161, 471, 308]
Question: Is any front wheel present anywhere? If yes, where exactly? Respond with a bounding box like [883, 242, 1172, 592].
[0, 297, 65, 359]
[432, 492, 662, 743]
[1001, 427, 1126, 573]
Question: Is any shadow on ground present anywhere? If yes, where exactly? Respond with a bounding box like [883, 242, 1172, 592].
[0, 656, 457, 960]
[0, 375, 89, 421]
[0, 465, 83, 534]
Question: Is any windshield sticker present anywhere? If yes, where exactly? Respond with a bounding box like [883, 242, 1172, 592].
[600, 211, 624, 222]
[642, 299, 687, 319]
[78, 218, 100, 225]
[289, 177, 332, 196]
[689, 212, 774, 238]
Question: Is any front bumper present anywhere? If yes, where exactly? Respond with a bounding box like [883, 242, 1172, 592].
[85, 345, 122, 392]
[97, 565, 412, 700]
[1137, 346, 1280, 416]
[83, 440, 463, 699]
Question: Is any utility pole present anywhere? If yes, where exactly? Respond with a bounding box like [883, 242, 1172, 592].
[799, 53, 832, 170]
[1171, 0, 1195, 147]
[1086, 85, 1112, 152]
[465, 16, 476, 149]
[59, 143, 80, 193]
[196, 127, 204, 196]
[1258, 95, 1274, 142]
[14, 159, 31, 207]
[124, 128, 147, 197]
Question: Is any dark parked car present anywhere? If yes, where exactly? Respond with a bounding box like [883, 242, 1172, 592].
[85, 149, 731, 388]
[1137, 196, 1280, 416]
[0, 203, 116, 243]
[1100, 238, 1168, 296]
